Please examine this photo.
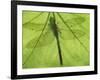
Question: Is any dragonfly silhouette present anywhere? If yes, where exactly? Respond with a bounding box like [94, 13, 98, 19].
[23, 11, 89, 66]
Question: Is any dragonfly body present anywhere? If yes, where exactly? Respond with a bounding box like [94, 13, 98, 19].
[49, 17, 59, 39]
[49, 14, 63, 66]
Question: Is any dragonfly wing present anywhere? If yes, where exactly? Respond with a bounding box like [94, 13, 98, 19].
[55, 12, 89, 31]
[59, 29, 86, 40]
[23, 11, 43, 24]
[23, 22, 44, 31]
[57, 17, 86, 30]
[23, 11, 49, 31]
[25, 28, 55, 48]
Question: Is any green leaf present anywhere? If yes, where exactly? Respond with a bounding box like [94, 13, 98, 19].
[22, 11, 90, 68]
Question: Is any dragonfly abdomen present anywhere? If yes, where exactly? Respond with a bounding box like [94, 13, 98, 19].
[49, 16, 63, 66]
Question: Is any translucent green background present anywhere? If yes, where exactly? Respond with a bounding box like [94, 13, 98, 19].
[22, 11, 90, 69]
